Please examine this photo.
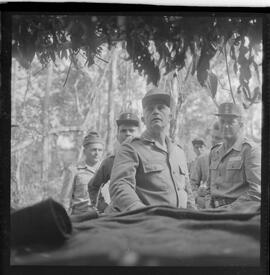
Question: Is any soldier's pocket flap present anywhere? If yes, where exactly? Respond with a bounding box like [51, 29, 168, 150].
[227, 160, 243, 170]
[143, 163, 164, 173]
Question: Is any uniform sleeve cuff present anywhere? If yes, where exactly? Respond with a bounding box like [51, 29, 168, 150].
[123, 201, 146, 212]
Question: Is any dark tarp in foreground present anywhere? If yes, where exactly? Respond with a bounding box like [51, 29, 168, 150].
[11, 202, 260, 266]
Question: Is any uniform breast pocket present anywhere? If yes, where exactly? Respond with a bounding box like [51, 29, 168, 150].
[142, 162, 168, 190]
[226, 160, 243, 183]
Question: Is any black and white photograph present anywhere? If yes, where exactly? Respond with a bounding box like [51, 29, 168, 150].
[1, 2, 269, 272]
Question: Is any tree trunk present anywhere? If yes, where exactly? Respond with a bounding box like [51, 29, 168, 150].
[96, 86, 101, 132]
[41, 62, 52, 184]
[105, 47, 118, 154]
[11, 59, 18, 125]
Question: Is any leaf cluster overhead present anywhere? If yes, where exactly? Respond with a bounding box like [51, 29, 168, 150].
[12, 14, 262, 90]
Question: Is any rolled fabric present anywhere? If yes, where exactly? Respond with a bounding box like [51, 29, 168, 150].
[11, 198, 72, 247]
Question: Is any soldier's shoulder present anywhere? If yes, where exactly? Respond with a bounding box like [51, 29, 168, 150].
[103, 153, 115, 160]
[198, 152, 210, 161]
[67, 163, 78, 170]
[242, 137, 259, 148]
[65, 163, 79, 175]
[102, 154, 115, 166]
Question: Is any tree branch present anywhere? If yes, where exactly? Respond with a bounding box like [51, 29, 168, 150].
[218, 78, 231, 92]
[224, 42, 236, 104]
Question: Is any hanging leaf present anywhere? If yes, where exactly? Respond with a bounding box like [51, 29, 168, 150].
[191, 53, 199, 75]
[208, 71, 218, 99]
[230, 45, 236, 60]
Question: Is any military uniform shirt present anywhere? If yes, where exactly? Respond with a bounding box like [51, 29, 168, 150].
[109, 132, 196, 212]
[60, 161, 99, 215]
[88, 155, 115, 207]
[190, 153, 210, 192]
[208, 135, 261, 203]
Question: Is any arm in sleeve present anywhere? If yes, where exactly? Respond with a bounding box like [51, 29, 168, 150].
[181, 151, 197, 210]
[233, 145, 261, 204]
[109, 142, 146, 212]
[88, 160, 109, 207]
[60, 167, 75, 215]
[190, 159, 202, 196]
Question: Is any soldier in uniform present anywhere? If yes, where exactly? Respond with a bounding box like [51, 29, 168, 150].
[108, 88, 196, 213]
[60, 131, 104, 215]
[191, 123, 223, 209]
[189, 138, 209, 208]
[208, 102, 261, 209]
[88, 111, 140, 213]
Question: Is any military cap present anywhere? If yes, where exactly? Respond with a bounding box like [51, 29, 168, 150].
[116, 112, 140, 127]
[192, 138, 206, 146]
[83, 131, 104, 147]
[142, 87, 172, 108]
[215, 102, 242, 117]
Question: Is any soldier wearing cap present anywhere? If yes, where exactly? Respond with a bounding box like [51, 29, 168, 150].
[208, 102, 261, 209]
[108, 88, 196, 213]
[60, 131, 104, 215]
[88, 111, 140, 213]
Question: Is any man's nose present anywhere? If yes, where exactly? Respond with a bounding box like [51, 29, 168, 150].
[152, 106, 159, 114]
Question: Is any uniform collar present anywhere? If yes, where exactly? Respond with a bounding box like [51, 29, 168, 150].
[226, 134, 245, 152]
[141, 131, 155, 143]
[141, 131, 171, 153]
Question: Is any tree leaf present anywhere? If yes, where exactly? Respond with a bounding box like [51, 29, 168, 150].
[208, 71, 218, 99]
[230, 45, 236, 60]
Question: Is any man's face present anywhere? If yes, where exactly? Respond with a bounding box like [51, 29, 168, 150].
[117, 124, 138, 144]
[142, 101, 171, 133]
[193, 144, 205, 157]
[219, 116, 242, 141]
[83, 143, 104, 165]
